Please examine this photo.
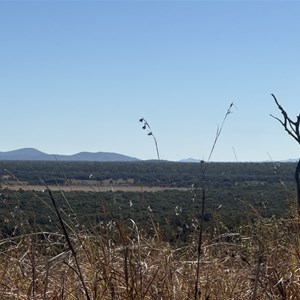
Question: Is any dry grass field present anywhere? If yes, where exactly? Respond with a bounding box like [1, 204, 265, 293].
[0, 205, 300, 299]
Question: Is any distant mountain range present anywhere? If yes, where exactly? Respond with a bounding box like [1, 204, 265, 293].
[0, 148, 298, 162]
[0, 148, 139, 162]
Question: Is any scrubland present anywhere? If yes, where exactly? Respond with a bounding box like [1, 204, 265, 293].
[0, 184, 299, 299]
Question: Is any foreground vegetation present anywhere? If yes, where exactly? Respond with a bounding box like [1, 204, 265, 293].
[0, 213, 299, 299]
[0, 161, 300, 299]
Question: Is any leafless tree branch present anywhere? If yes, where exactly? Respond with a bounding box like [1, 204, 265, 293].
[270, 94, 300, 145]
[270, 94, 300, 215]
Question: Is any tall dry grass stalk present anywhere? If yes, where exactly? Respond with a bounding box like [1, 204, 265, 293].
[46, 187, 91, 300]
[194, 102, 235, 299]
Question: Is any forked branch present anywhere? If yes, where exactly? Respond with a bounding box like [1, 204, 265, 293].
[270, 94, 300, 145]
[270, 94, 300, 215]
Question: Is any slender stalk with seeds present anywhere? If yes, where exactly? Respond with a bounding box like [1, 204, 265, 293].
[139, 117, 160, 160]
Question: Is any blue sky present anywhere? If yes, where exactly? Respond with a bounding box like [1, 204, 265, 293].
[1, 0, 300, 161]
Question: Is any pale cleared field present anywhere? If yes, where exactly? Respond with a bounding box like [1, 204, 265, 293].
[3, 182, 189, 192]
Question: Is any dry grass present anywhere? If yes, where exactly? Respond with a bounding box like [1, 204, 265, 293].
[0, 215, 300, 299]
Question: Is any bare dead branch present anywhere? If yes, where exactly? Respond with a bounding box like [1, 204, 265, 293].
[270, 94, 300, 145]
[270, 94, 300, 215]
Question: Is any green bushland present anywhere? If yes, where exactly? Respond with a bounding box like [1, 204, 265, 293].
[0, 161, 296, 244]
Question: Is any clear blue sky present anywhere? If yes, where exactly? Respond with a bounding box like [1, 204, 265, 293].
[1, 0, 300, 162]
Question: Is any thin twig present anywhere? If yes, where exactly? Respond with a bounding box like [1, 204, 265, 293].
[207, 102, 234, 163]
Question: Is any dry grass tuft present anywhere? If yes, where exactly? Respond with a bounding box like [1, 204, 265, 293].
[0, 216, 300, 299]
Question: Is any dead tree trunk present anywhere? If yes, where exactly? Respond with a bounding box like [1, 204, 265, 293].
[296, 159, 300, 214]
[270, 94, 300, 215]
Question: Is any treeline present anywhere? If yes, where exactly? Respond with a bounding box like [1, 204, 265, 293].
[0, 160, 297, 187]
